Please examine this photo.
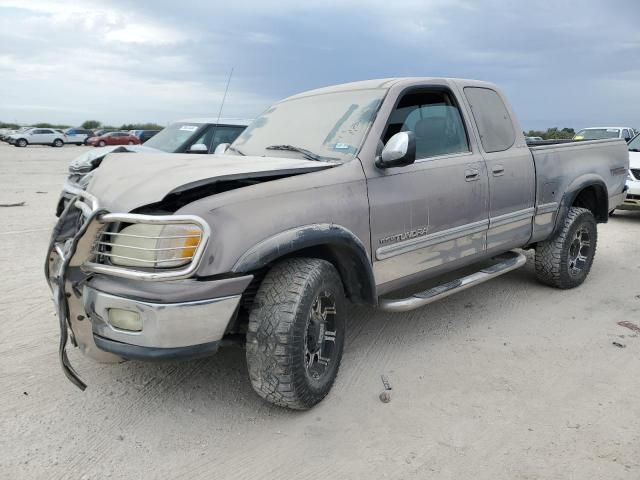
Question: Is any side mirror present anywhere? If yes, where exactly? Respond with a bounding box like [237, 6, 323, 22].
[213, 143, 230, 155]
[188, 143, 208, 154]
[376, 132, 416, 169]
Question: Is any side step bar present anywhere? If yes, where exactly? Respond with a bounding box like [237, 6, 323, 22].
[378, 251, 527, 313]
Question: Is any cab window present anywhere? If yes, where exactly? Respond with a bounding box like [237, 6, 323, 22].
[193, 125, 246, 152]
[383, 89, 469, 160]
[464, 87, 515, 153]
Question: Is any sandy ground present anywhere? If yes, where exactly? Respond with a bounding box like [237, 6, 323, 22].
[1, 142, 639, 480]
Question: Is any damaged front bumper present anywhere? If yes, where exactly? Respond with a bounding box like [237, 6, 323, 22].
[84, 287, 242, 360]
[45, 188, 250, 390]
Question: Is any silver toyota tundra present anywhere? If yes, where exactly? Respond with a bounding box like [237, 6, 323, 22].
[46, 78, 629, 409]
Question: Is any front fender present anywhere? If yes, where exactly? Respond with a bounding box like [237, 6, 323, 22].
[232, 224, 377, 305]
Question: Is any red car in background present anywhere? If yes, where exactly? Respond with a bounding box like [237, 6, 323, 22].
[87, 131, 141, 147]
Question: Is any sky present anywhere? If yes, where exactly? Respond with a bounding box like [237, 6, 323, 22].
[0, 0, 639, 130]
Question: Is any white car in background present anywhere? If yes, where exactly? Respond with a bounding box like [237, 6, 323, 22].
[64, 128, 95, 145]
[616, 134, 640, 212]
[1, 126, 32, 142]
[573, 127, 636, 142]
[9, 127, 67, 147]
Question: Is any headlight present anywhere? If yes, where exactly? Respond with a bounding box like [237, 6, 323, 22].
[108, 223, 203, 268]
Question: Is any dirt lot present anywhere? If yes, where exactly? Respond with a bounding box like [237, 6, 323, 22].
[1, 142, 639, 479]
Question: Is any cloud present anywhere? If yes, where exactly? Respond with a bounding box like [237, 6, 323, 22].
[0, 0, 639, 129]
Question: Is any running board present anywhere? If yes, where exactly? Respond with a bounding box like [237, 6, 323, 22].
[378, 251, 527, 313]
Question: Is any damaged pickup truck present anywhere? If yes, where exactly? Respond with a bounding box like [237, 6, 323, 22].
[46, 78, 629, 409]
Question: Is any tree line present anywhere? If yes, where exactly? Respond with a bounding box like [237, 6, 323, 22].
[523, 127, 575, 139]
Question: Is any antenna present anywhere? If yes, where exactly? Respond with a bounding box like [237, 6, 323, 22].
[208, 67, 234, 152]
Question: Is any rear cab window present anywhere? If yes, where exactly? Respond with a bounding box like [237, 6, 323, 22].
[463, 87, 515, 153]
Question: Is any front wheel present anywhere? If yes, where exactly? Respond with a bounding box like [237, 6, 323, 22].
[535, 207, 597, 289]
[246, 258, 346, 410]
[127, 141, 134, 145]
[53, 139, 64, 147]
[16, 139, 27, 147]
[98, 140, 106, 147]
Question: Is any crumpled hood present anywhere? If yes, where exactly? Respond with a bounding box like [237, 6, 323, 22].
[86, 152, 335, 212]
[69, 145, 162, 173]
[629, 151, 640, 170]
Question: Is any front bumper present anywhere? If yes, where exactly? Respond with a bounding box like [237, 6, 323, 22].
[45, 188, 249, 389]
[83, 286, 242, 359]
[617, 179, 640, 210]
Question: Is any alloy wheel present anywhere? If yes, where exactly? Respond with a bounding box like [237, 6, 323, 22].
[303, 292, 338, 382]
[568, 226, 591, 276]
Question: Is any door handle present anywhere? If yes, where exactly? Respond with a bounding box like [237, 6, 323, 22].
[492, 165, 505, 176]
[465, 169, 480, 181]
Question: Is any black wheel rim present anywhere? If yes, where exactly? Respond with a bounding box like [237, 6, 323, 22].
[568, 226, 591, 276]
[303, 291, 338, 381]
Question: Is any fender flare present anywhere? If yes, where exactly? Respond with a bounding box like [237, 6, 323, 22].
[552, 175, 609, 236]
[232, 223, 376, 305]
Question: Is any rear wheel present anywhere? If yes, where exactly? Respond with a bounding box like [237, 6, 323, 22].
[535, 207, 597, 289]
[246, 258, 346, 410]
[53, 138, 64, 147]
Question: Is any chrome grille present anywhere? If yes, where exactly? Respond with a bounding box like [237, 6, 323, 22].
[631, 168, 640, 181]
[92, 230, 202, 264]
[83, 213, 211, 281]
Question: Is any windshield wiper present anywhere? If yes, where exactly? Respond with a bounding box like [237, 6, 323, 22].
[226, 145, 245, 156]
[629, 148, 640, 152]
[265, 144, 337, 162]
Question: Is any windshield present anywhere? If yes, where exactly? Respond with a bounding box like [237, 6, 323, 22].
[143, 122, 205, 152]
[628, 134, 640, 151]
[574, 128, 619, 140]
[232, 88, 386, 161]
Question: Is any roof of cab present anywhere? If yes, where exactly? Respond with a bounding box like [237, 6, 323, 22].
[283, 77, 498, 101]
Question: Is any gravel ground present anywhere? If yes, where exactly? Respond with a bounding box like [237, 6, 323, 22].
[1, 142, 639, 479]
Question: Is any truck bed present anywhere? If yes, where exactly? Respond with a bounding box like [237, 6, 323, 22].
[528, 138, 629, 243]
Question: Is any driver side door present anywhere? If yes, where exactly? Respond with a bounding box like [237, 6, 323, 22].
[366, 87, 489, 294]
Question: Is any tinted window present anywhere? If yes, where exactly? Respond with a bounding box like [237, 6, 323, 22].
[464, 87, 515, 153]
[193, 126, 246, 152]
[383, 90, 469, 159]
